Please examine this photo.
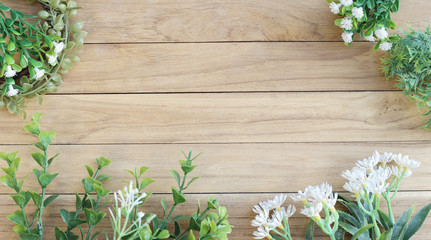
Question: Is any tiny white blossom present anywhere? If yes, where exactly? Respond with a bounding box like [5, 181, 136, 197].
[365, 167, 391, 195]
[326, 192, 338, 210]
[253, 201, 270, 215]
[342, 167, 367, 185]
[6, 85, 18, 97]
[4, 65, 17, 78]
[268, 211, 283, 229]
[340, 17, 353, 30]
[300, 202, 323, 219]
[251, 211, 269, 227]
[115, 181, 147, 211]
[33, 67, 45, 79]
[365, 34, 376, 42]
[47, 53, 58, 66]
[356, 155, 379, 172]
[291, 190, 308, 203]
[342, 32, 353, 43]
[253, 226, 271, 239]
[391, 165, 412, 178]
[375, 27, 388, 40]
[393, 154, 421, 171]
[352, 7, 364, 19]
[340, 0, 353, 6]
[374, 151, 394, 165]
[329, 2, 341, 14]
[267, 194, 287, 210]
[53, 41, 65, 54]
[279, 205, 296, 219]
[379, 42, 393, 51]
[343, 181, 363, 195]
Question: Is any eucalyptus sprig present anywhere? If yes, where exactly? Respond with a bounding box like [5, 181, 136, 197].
[381, 27, 431, 129]
[0, 0, 86, 116]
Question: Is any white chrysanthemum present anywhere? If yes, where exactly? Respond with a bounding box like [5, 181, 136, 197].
[4, 65, 17, 78]
[342, 32, 353, 43]
[253, 201, 270, 215]
[375, 27, 388, 40]
[267, 194, 287, 210]
[6, 85, 18, 97]
[253, 226, 271, 239]
[340, 17, 353, 30]
[279, 205, 296, 219]
[33, 67, 45, 79]
[340, 0, 353, 6]
[365, 34, 376, 42]
[329, 2, 341, 14]
[374, 151, 393, 165]
[268, 211, 283, 229]
[365, 167, 391, 195]
[300, 202, 323, 219]
[251, 211, 269, 227]
[53, 41, 65, 54]
[391, 165, 412, 178]
[393, 154, 421, 170]
[342, 167, 367, 185]
[352, 7, 364, 19]
[306, 182, 332, 204]
[356, 155, 379, 172]
[47, 53, 58, 66]
[291, 189, 309, 203]
[326, 192, 338, 210]
[343, 181, 363, 195]
[379, 42, 393, 51]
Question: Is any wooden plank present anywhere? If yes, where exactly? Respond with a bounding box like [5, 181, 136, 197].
[0, 143, 430, 194]
[2, 0, 430, 43]
[0, 192, 429, 239]
[0, 93, 430, 145]
[59, 42, 393, 93]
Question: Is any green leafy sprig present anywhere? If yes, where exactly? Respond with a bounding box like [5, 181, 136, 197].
[382, 27, 431, 128]
[0, 0, 86, 116]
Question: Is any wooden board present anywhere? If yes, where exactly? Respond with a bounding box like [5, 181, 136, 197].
[3, 0, 431, 43]
[0, 143, 430, 194]
[0, 193, 429, 239]
[59, 42, 394, 93]
[0, 93, 429, 145]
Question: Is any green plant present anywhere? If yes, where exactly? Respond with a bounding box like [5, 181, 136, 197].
[0, 0, 86, 115]
[382, 28, 431, 128]
[0, 113, 111, 240]
[109, 150, 233, 240]
[327, 0, 400, 50]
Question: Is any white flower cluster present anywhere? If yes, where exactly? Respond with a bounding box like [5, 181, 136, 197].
[2, 41, 65, 97]
[328, 1, 393, 51]
[291, 182, 338, 220]
[109, 182, 155, 239]
[252, 194, 296, 239]
[342, 151, 420, 198]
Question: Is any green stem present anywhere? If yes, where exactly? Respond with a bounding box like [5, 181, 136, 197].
[37, 149, 49, 239]
[271, 228, 289, 240]
[390, 172, 405, 200]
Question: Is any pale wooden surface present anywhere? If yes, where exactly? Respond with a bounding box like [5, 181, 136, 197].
[0, 0, 431, 239]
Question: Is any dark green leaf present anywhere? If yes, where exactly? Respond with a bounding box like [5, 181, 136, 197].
[391, 206, 414, 240]
[403, 204, 431, 240]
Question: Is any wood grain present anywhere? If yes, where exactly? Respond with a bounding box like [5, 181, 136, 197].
[59, 42, 393, 93]
[0, 93, 429, 145]
[0, 192, 429, 239]
[0, 143, 430, 194]
[2, 0, 430, 43]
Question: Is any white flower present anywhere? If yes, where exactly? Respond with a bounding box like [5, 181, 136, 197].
[53, 41, 65, 54]
[300, 202, 323, 219]
[291, 190, 309, 203]
[253, 226, 271, 239]
[340, 0, 353, 6]
[267, 194, 287, 210]
[253, 201, 270, 215]
[329, 2, 341, 14]
[375, 27, 388, 40]
[391, 165, 412, 178]
[47, 53, 58, 66]
[365, 167, 391, 195]
[343, 181, 363, 195]
[6, 85, 18, 97]
[33, 67, 45, 79]
[340, 17, 353, 30]
[115, 181, 147, 211]
[279, 205, 296, 219]
[374, 151, 393, 165]
[393, 154, 421, 171]
[379, 42, 393, 51]
[268, 211, 283, 229]
[352, 7, 364, 19]
[365, 34, 376, 42]
[326, 193, 338, 210]
[342, 32, 353, 43]
[307, 182, 332, 205]
[356, 155, 379, 172]
[4, 65, 17, 78]
[251, 211, 269, 227]
[342, 167, 367, 185]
